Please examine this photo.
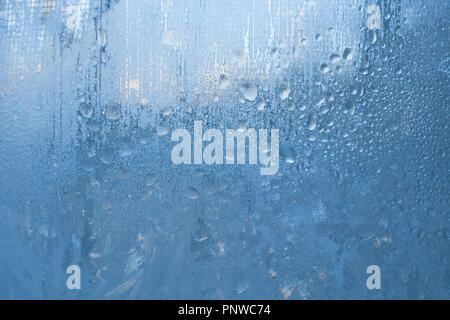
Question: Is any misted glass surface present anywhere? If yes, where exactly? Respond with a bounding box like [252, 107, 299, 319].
[0, 0, 448, 299]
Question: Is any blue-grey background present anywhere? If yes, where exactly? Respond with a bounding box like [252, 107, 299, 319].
[0, 0, 448, 299]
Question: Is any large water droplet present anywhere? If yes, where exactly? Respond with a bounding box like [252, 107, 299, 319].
[287, 102, 295, 111]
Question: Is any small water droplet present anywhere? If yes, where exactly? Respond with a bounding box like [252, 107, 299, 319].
[279, 83, 291, 100]
[326, 90, 335, 102]
[86, 121, 100, 132]
[320, 63, 330, 73]
[101, 51, 108, 63]
[184, 187, 199, 200]
[99, 149, 114, 165]
[118, 140, 134, 157]
[307, 114, 317, 131]
[369, 30, 377, 44]
[156, 121, 169, 136]
[329, 54, 341, 63]
[282, 147, 296, 164]
[105, 103, 121, 121]
[218, 74, 231, 90]
[97, 29, 107, 47]
[256, 99, 265, 111]
[239, 80, 258, 101]
[343, 47, 353, 60]
[80, 103, 93, 119]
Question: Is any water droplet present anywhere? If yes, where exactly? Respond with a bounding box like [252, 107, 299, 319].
[326, 90, 335, 102]
[236, 283, 248, 295]
[344, 100, 356, 114]
[218, 74, 231, 90]
[156, 121, 169, 136]
[315, 33, 323, 41]
[279, 83, 291, 100]
[184, 187, 199, 200]
[239, 80, 258, 101]
[86, 121, 100, 132]
[101, 51, 108, 63]
[80, 103, 93, 119]
[287, 102, 295, 111]
[329, 54, 341, 63]
[359, 66, 369, 75]
[343, 47, 353, 60]
[105, 103, 121, 121]
[97, 29, 107, 47]
[162, 107, 173, 116]
[270, 47, 280, 58]
[140, 98, 150, 108]
[307, 114, 317, 130]
[99, 148, 114, 165]
[118, 140, 134, 157]
[320, 63, 330, 73]
[282, 147, 296, 164]
[256, 99, 265, 111]
[204, 179, 217, 195]
[369, 30, 377, 44]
